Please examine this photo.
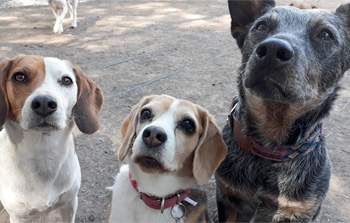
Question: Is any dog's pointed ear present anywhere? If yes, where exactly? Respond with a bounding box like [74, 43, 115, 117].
[0, 59, 11, 128]
[72, 66, 104, 134]
[193, 107, 227, 185]
[336, 3, 350, 28]
[118, 95, 156, 161]
[228, 0, 275, 48]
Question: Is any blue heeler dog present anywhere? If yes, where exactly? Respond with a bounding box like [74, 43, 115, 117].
[215, 0, 350, 222]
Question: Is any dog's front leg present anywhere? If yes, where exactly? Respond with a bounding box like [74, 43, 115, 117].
[70, 0, 78, 28]
[58, 196, 78, 223]
[50, 8, 58, 19]
[53, 6, 68, 34]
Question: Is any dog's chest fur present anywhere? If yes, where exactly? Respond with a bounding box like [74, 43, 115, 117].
[217, 124, 330, 220]
[109, 165, 185, 223]
[0, 122, 80, 215]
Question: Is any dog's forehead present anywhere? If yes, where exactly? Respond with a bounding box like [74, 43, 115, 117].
[146, 96, 198, 118]
[146, 95, 175, 111]
[265, 6, 338, 29]
[44, 57, 75, 79]
[10, 55, 45, 75]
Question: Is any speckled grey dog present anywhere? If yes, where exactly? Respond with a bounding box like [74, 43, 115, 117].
[215, 0, 350, 222]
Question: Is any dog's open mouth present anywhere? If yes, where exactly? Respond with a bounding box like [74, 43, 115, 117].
[134, 156, 169, 174]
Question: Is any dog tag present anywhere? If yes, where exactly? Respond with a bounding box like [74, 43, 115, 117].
[171, 203, 186, 223]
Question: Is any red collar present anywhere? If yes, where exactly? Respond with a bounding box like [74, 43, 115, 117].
[129, 172, 190, 213]
[228, 102, 322, 162]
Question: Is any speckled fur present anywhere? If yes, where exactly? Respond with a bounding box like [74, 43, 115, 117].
[216, 1, 350, 222]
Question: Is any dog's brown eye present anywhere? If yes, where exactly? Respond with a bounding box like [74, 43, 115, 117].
[13, 72, 27, 84]
[178, 119, 195, 135]
[317, 30, 333, 41]
[140, 109, 152, 121]
[255, 22, 267, 32]
[61, 76, 73, 86]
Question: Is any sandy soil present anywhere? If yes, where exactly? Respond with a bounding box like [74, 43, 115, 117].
[0, 0, 349, 222]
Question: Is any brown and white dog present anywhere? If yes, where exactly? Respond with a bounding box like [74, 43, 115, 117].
[0, 54, 103, 223]
[48, 0, 78, 34]
[107, 95, 227, 222]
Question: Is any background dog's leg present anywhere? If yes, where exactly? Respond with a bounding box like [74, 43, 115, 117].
[58, 196, 78, 223]
[53, 2, 68, 34]
[70, 0, 78, 28]
[50, 8, 58, 20]
[67, 0, 74, 20]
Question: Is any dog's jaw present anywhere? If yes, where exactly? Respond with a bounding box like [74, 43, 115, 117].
[134, 155, 171, 174]
[128, 161, 195, 198]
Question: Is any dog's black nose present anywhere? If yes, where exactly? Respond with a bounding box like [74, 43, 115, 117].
[255, 38, 294, 68]
[142, 126, 167, 148]
[31, 96, 57, 116]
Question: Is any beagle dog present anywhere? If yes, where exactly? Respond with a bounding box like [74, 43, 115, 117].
[107, 95, 227, 223]
[0, 54, 103, 223]
[48, 0, 78, 34]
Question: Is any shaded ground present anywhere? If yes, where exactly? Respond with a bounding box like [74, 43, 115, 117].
[0, 0, 349, 222]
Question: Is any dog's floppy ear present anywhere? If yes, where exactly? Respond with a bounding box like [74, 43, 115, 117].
[193, 107, 227, 185]
[0, 59, 11, 128]
[118, 95, 156, 161]
[72, 66, 104, 134]
[228, 0, 275, 48]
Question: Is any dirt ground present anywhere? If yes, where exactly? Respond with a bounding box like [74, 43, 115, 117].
[0, 0, 349, 222]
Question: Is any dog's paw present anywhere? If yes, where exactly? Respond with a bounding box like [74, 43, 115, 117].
[53, 24, 63, 34]
[71, 21, 77, 29]
[289, 2, 317, 9]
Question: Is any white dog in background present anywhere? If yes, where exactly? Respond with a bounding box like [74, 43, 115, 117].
[48, 0, 78, 34]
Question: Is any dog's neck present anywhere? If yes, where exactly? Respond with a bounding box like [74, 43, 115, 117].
[3, 120, 75, 182]
[5, 120, 72, 145]
[128, 162, 195, 197]
[237, 88, 338, 147]
[246, 93, 321, 142]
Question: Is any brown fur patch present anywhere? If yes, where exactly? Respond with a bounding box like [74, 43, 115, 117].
[260, 193, 317, 219]
[184, 203, 207, 223]
[118, 95, 159, 160]
[246, 93, 323, 144]
[277, 195, 317, 218]
[174, 102, 203, 178]
[289, 2, 317, 10]
[175, 152, 195, 178]
[72, 66, 104, 134]
[4, 55, 45, 122]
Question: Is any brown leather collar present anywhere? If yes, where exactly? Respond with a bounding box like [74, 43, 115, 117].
[129, 172, 190, 213]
